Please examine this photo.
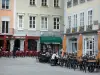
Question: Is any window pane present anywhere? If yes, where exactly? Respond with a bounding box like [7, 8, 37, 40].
[2, 21, 5, 33]
[30, 17, 32, 20]
[2, 0, 5, 9]
[30, 25, 32, 28]
[6, 0, 9, 9]
[90, 43, 92, 49]
[57, 25, 59, 29]
[33, 24, 35, 28]
[19, 16, 23, 28]
[54, 18, 56, 21]
[54, 26, 56, 29]
[30, 21, 32, 25]
[33, 21, 35, 25]
[57, 18, 59, 22]
[6, 21, 8, 33]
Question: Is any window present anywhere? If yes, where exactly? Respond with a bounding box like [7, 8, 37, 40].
[18, 15, 24, 29]
[41, 0, 47, 6]
[80, 0, 85, 3]
[54, 17, 60, 30]
[41, 17, 48, 30]
[88, 10, 92, 25]
[73, 0, 78, 6]
[2, 0, 9, 9]
[29, 16, 35, 29]
[71, 41, 77, 53]
[68, 16, 71, 28]
[74, 14, 77, 27]
[30, 0, 35, 5]
[84, 37, 95, 56]
[2, 21, 9, 33]
[54, 0, 59, 7]
[80, 12, 84, 26]
[67, 0, 72, 8]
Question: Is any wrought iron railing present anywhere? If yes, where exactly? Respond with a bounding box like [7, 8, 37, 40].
[80, 0, 85, 3]
[72, 27, 77, 33]
[66, 28, 71, 33]
[86, 25, 92, 31]
[79, 26, 84, 32]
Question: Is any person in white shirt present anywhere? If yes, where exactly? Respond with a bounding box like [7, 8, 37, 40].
[51, 52, 58, 65]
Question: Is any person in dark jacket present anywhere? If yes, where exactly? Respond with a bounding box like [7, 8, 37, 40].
[13, 47, 17, 58]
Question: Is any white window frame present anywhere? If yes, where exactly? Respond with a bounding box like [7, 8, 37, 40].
[40, 16, 48, 31]
[80, 12, 84, 26]
[68, 16, 71, 28]
[83, 36, 95, 56]
[2, 0, 10, 9]
[54, 0, 59, 7]
[73, 14, 77, 27]
[17, 14, 24, 30]
[41, 0, 47, 6]
[53, 17, 60, 31]
[71, 41, 77, 53]
[30, 0, 35, 6]
[29, 16, 36, 30]
[88, 9, 93, 25]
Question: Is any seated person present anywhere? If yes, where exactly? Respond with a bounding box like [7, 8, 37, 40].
[51, 52, 59, 65]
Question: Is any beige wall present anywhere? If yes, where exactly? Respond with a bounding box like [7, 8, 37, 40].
[0, 0, 14, 34]
[15, 0, 64, 32]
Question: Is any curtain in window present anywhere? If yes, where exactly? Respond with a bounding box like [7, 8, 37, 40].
[97, 31, 100, 59]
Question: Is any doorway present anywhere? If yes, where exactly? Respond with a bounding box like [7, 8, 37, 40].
[14, 39, 20, 50]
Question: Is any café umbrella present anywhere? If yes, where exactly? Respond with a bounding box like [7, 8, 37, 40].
[62, 35, 67, 57]
[97, 31, 100, 59]
[77, 34, 83, 58]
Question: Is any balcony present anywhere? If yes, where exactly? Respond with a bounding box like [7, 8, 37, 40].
[72, 27, 77, 33]
[66, 28, 71, 33]
[86, 25, 92, 31]
[0, 28, 14, 35]
[87, 0, 92, 1]
[79, 26, 84, 32]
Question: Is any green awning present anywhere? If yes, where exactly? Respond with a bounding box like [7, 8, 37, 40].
[40, 36, 62, 44]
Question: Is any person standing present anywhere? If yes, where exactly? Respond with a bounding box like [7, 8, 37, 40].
[13, 47, 17, 58]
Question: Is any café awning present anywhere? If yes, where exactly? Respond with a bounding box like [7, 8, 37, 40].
[40, 36, 62, 44]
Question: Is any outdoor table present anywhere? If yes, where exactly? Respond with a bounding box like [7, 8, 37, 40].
[87, 59, 96, 72]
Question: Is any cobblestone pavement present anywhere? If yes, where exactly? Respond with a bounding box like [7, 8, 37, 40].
[0, 57, 99, 75]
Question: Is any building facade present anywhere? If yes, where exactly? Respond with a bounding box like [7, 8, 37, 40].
[13, 0, 64, 52]
[0, 0, 14, 51]
[64, 0, 100, 56]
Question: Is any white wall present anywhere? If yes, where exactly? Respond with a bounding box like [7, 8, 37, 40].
[65, 0, 100, 32]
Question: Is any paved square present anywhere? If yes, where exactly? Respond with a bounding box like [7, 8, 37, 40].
[0, 57, 99, 75]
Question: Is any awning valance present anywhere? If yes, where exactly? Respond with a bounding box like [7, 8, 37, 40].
[40, 36, 62, 44]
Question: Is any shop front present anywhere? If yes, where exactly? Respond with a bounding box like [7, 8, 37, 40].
[40, 36, 62, 53]
[0, 35, 11, 51]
